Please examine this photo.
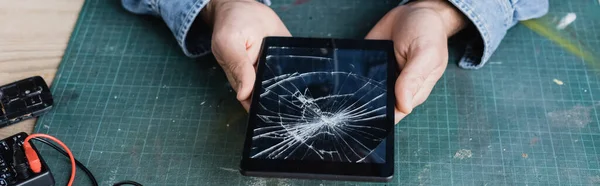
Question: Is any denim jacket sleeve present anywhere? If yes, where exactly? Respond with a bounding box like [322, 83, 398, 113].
[120, 0, 272, 57]
[121, 0, 212, 57]
[121, 0, 548, 69]
[400, 0, 548, 69]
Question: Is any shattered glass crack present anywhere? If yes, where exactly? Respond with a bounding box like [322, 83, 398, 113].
[250, 47, 389, 163]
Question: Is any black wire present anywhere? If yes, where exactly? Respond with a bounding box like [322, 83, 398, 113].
[112, 180, 143, 186]
[30, 137, 99, 186]
[30, 137, 143, 186]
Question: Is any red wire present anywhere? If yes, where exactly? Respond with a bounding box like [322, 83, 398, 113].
[24, 134, 76, 186]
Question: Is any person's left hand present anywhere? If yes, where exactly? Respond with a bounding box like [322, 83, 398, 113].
[365, 0, 467, 124]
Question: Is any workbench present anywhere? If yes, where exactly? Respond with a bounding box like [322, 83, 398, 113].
[0, 0, 84, 138]
[2, 0, 600, 185]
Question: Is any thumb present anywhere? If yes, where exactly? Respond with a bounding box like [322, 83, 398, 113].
[234, 61, 255, 111]
[394, 44, 445, 116]
[365, 8, 396, 40]
[395, 48, 436, 115]
[213, 37, 257, 105]
[232, 60, 256, 103]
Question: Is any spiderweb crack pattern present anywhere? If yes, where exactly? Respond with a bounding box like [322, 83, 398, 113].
[250, 48, 389, 163]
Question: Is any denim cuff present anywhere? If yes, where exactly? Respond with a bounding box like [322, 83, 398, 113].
[401, 0, 548, 69]
[121, 0, 213, 57]
[176, 0, 273, 57]
[445, 0, 507, 69]
[122, 0, 548, 63]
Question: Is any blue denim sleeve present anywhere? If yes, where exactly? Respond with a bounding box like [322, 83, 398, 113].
[121, 0, 213, 57]
[120, 0, 272, 57]
[121, 0, 549, 67]
[402, 0, 549, 69]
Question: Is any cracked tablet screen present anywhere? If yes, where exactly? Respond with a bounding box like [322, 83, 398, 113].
[250, 46, 389, 163]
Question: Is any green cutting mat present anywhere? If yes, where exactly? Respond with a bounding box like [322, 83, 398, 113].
[33, 0, 600, 185]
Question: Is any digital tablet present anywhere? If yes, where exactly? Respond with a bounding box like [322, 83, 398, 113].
[240, 37, 397, 182]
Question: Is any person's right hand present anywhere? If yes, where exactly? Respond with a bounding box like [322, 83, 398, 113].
[202, 0, 291, 111]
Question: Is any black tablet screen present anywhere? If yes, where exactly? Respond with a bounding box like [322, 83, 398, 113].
[250, 46, 389, 163]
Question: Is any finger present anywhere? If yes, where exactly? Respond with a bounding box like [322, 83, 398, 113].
[395, 46, 444, 115]
[365, 22, 392, 40]
[394, 109, 407, 124]
[233, 62, 256, 103]
[395, 70, 442, 124]
[241, 99, 251, 112]
[212, 34, 257, 104]
[411, 69, 444, 106]
[246, 40, 262, 69]
[365, 8, 398, 40]
[246, 29, 292, 67]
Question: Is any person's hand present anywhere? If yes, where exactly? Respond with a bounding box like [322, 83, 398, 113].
[202, 0, 291, 110]
[365, 0, 467, 123]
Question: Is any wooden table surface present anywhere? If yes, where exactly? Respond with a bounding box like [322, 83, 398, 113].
[0, 0, 83, 138]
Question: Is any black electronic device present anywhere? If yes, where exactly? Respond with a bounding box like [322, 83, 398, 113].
[240, 37, 397, 182]
[0, 132, 54, 186]
[0, 76, 53, 128]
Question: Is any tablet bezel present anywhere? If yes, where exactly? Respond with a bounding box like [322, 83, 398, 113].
[240, 37, 397, 182]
